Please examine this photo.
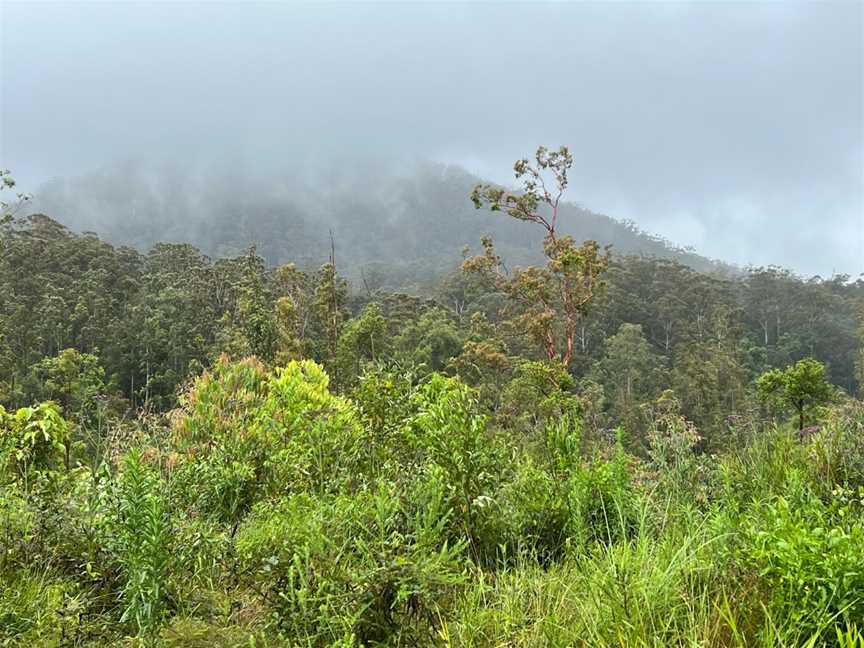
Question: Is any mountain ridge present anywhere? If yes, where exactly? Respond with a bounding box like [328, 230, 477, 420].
[28, 160, 736, 285]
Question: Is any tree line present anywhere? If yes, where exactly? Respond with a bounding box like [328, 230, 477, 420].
[2, 158, 862, 451]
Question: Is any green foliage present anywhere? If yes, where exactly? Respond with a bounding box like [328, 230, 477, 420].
[0, 484, 36, 571]
[406, 375, 505, 552]
[336, 302, 389, 389]
[352, 364, 420, 472]
[856, 318, 864, 398]
[645, 392, 705, 501]
[172, 356, 365, 528]
[742, 492, 864, 635]
[261, 359, 363, 496]
[0, 569, 81, 645]
[568, 435, 636, 548]
[0, 169, 31, 227]
[3, 361, 864, 645]
[112, 449, 173, 636]
[0, 402, 70, 482]
[30, 348, 111, 432]
[591, 323, 666, 441]
[758, 357, 835, 430]
[808, 399, 864, 491]
[391, 306, 463, 373]
[448, 331, 512, 409]
[499, 360, 580, 433]
[2, 170, 864, 645]
[235, 485, 467, 644]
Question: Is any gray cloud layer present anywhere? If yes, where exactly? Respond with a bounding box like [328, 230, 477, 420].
[1, 1, 861, 276]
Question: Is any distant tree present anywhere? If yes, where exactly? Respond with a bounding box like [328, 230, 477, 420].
[391, 306, 463, 372]
[312, 262, 349, 376]
[591, 323, 666, 440]
[213, 250, 278, 364]
[757, 357, 835, 431]
[447, 311, 513, 407]
[671, 307, 749, 445]
[272, 263, 313, 363]
[0, 169, 31, 227]
[32, 348, 106, 421]
[335, 303, 388, 388]
[500, 360, 580, 433]
[466, 146, 609, 367]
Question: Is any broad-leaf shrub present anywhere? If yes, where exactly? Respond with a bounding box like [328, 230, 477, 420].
[0, 484, 35, 571]
[474, 458, 571, 565]
[405, 374, 507, 556]
[474, 416, 635, 564]
[352, 365, 420, 472]
[568, 436, 637, 548]
[0, 402, 69, 482]
[743, 492, 864, 635]
[261, 360, 363, 495]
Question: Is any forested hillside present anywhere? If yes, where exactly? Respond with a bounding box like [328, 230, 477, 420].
[30, 161, 731, 286]
[2, 153, 864, 646]
[1, 212, 860, 417]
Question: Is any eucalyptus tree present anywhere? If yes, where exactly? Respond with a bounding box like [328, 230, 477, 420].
[466, 146, 610, 368]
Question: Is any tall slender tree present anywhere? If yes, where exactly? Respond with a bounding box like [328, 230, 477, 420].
[466, 146, 609, 367]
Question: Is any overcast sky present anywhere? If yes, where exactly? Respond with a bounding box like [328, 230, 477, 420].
[1, 1, 862, 277]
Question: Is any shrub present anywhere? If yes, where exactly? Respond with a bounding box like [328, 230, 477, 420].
[568, 440, 637, 548]
[235, 484, 466, 644]
[743, 492, 864, 636]
[474, 458, 571, 565]
[405, 374, 507, 552]
[808, 399, 864, 493]
[111, 449, 173, 637]
[172, 357, 364, 522]
[261, 360, 364, 496]
[352, 364, 420, 473]
[0, 483, 36, 571]
[0, 402, 70, 483]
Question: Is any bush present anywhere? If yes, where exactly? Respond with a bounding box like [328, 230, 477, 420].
[808, 399, 864, 493]
[235, 484, 466, 644]
[568, 441, 638, 548]
[405, 374, 507, 554]
[172, 357, 365, 522]
[111, 449, 173, 637]
[742, 492, 864, 636]
[474, 458, 571, 565]
[0, 484, 36, 571]
[0, 402, 70, 483]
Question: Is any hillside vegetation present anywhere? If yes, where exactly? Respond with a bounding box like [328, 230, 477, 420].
[2, 152, 864, 646]
[30, 161, 730, 284]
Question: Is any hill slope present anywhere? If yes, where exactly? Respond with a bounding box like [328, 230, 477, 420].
[30, 160, 732, 285]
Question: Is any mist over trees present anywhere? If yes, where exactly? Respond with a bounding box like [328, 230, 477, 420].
[29, 160, 734, 288]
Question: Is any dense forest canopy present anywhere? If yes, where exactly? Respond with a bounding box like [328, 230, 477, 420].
[2, 186, 861, 416]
